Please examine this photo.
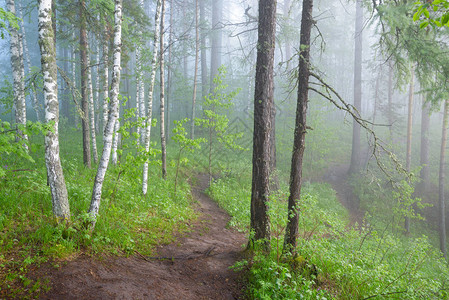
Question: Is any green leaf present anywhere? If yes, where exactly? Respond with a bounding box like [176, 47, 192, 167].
[420, 20, 429, 28]
[413, 11, 420, 21]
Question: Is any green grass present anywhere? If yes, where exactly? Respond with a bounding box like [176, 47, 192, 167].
[207, 164, 449, 299]
[0, 128, 197, 298]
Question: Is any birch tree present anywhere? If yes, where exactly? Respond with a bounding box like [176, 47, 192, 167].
[102, 19, 109, 136]
[89, 0, 122, 228]
[38, 0, 70, 221]
[87, 40, 98, 163]
[142, 0, 162, 195]
[7, 0, 27, 146]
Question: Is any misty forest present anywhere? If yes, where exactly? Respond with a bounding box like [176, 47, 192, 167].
[2, 0, 449, 298]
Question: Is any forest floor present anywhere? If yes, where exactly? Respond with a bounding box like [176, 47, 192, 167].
[32, 174, 247, 300]
[323, 164, 364, 227]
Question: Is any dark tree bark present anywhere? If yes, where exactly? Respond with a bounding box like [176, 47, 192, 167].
[249, 0, 277, 248]
[439, 99, 448, 258]
[80, 0, 91, 168]
[160, 0, 167, 179]
[420, 98, 431, 193]
[209, 0, 223, 92]
[283, 0, 314, 253]
[404, 69, 414, 235]
[349, 0, 363, 175]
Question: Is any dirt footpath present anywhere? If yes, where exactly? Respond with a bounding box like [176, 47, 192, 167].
[37, 174, 247, 299]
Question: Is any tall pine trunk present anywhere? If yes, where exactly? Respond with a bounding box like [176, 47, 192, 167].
[142, 0, 162, 195]
[200, 0, 208, 101]
[209, 0, 222, 92]
[89, 0, 123, 228]
[191, 0, 199, 139]
[160, 0, 167, 179]
[439, 99, 449, 258]
[349, 0, 363, 175]
[18, 3, 41, 122]
[404, 68, 414, 234]
[166, 0, 174, 142]
[38, 0, 70, 221]
[420, 98, 431, 193]
[283, 0, 314, 253]
[249, 0, 277, 248]
[80, 0, 91, 168]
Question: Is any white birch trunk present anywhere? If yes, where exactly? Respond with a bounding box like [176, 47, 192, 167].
[111, 116, 120, 165]
[18, 4, 41, 122]
[38, 0, 70, 221]
[142, 0, 162, 195]
[95, 37, 100, 134]
[86, 39, 98, 163]
[102, 22, 109, 137]
[7, 0, 27, 146]
[139, 72, 145, 146]
[160, 0, 167, 178]
[89, 0, 122, 227]
[135, 63, 141, 146]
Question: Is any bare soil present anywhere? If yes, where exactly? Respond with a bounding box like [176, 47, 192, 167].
[33, 174, 247, 300]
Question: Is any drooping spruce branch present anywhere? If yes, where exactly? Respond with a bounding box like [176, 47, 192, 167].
[308, 71, 410, 185]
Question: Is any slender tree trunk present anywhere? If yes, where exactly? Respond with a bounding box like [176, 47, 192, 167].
[87, 40, 98, 164]
[200, 0, 208, 101]
[404, 68, 414, 234]
[72, 31, 79, 128]
[38, 0, 70, 221]
[135, 50, 141, 146]
[111, 116, 120, 165]
[18, 4, 41, 122]
[80, 0, 91, 168]
[283, 0, 314, 253]
[95, 37, 100, 134]
[142, 0, 162, 195]
[388, 62, 394, 140]
[136, 0, 146, 146]
[284, 0, 291, 68]
[191, 0, 199, 139]
[420, 98, 431, 193]
[7, 0, 27, 146]
[249, 0, 277, 248]
[166, 0, 174, 142]
[102, 20, 109, 137]
[89, 0, 123, 228]
[439, 98, 448, 258]
[160, 0, 167, 179]
[349, 0, 363, 175]
[209, 0, 223, 92]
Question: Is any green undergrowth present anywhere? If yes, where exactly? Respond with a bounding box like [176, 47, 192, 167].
[208, 167, 449, 299]
[0, 129, 197, 298]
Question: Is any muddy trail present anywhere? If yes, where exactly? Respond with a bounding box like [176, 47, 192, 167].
[323, 164, 364, 227]
[35, 174, 247, 300]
